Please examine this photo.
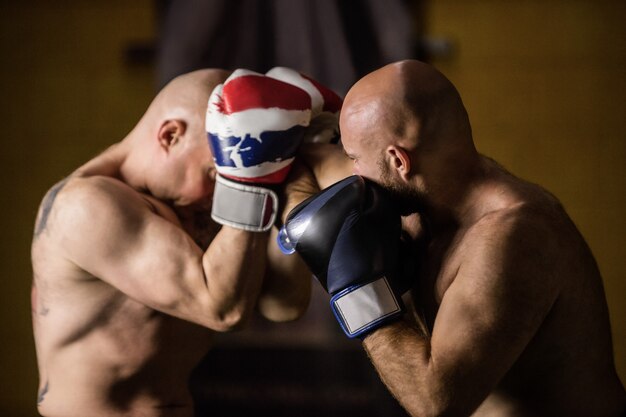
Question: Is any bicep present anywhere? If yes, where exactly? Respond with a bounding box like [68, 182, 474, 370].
[60, 181, 205, 315]
[430, 234, 560, 403]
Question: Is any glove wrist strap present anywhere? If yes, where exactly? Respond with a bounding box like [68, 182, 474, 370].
[330, 276, 405, 339]
[211, 175, 278, 232]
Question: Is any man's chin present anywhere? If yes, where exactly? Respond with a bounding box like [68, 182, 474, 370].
[379, 181, 424, 216]
[396, 199, 423, 217]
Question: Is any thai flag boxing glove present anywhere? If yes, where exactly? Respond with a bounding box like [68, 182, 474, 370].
[206, 69, 313, 232]
[278, 176, 411, 338]
[266, 67, 343, 144]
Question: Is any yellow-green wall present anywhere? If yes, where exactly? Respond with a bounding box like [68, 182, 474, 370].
[0, 2, 156, 415]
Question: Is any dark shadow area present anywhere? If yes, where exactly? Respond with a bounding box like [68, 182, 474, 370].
[191, 345, 410, 417]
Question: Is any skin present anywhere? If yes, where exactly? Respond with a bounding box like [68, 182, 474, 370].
[31, 69, 313, 417]
[301, 60, 626, 416]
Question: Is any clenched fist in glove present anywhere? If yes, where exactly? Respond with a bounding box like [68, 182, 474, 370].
[266, 67, 342, 144]
[206, 68, 341, 232]
[277, 176, 412, 338]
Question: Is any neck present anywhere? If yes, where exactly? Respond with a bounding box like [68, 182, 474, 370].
[420, 155, 488, 233]
[118, 129, 152, 193]
[73, 131, 148, 194]
[74, 142, 126, 179]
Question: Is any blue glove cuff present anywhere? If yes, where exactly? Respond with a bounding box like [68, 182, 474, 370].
[330, 276, 404, 339]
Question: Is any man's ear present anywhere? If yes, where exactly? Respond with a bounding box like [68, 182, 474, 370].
[158, 119, 187, 151]
[386, 145, 411, 181]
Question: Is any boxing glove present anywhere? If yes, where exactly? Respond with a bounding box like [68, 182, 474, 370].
[206, 68, 313, 232]
[278, 175, 410, 338]
[266, 67, 342, 144]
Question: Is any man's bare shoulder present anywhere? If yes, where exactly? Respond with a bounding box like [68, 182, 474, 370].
[458, 189, 583, 291]
[466, 199, 565, 255]
[479, 157, 571, 232]
[33, 176, 164, 243]
[31, 178, 147, 301]
[60, 175, 146, 203]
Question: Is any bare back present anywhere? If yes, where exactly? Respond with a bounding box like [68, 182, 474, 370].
[413, 157, 625, 416]
[32, 177, 215, 417]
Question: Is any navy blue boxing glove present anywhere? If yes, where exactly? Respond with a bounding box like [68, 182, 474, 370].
[278, 175, 410, 338]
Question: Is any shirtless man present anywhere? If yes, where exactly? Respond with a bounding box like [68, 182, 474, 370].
[282, 60, 626, 416]
[31, 67, 337, 416]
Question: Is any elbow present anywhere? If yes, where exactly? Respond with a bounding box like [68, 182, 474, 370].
[256, 290, 310, 323]
[202, 297, 307, 331]
[259, 300, 309, 323]
[403, 389, 471, 417]
[395, 374, 462, 417]
[403, 401, 453, 417]
[192, 293, 251, 332]
[206, 306, 249, 332]
[278, 302, 309, 322]
[404, 402, 451, 417]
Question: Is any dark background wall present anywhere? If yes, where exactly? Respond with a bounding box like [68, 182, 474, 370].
[0, 1, 623, 415]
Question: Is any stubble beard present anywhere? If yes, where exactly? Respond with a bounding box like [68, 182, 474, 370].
[377, 155, 426, 216]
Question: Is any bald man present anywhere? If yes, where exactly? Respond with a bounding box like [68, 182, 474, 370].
[292, 60, 626, 416]
[31, 69, 315, 416]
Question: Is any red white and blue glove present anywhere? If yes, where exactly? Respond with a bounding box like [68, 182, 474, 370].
[206, 68, 315, 232]
[266, 67, 342, 144]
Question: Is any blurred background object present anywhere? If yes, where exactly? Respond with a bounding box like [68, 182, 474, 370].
[1, 0, 624, 415]
[154, 0, 422, 94]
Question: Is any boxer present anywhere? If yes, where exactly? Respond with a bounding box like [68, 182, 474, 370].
[281, 60, 626, 416]
[31, 67, 340, 417]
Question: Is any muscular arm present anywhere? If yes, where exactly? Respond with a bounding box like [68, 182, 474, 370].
[257, 226, 311, 322]
[256, 160, 319, 321]
[256, 144, 423, 322]
[298, 143, 352, 189]
[55, 176, 268, 331]
[363, 211, 562, 416]
[256, 145, 355, 321]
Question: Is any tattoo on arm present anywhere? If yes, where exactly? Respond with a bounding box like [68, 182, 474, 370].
[37, 380, 49, 405]
[34, 179, 69, 238]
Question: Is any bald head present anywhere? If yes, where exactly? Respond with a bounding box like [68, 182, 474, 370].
[123, 68, 231, 155]
[147, 68, 231, 125]
[340, 61, 479, 216]
[117, 69, 231, 200]
[342, 60, 472, 152]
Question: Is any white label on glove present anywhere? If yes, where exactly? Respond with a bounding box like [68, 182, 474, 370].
[211, 175, 277, 232]
[333, 277, 401, 335]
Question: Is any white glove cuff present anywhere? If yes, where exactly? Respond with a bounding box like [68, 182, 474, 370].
[211, 175, 278, 232]
[331, 276, 404, 338]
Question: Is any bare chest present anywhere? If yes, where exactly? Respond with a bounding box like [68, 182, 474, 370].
[412, 231, 465, 328]
[33, 259, 213, 375]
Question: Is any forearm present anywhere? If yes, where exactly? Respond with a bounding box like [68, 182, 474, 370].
[298, 143, 352, 190]
[363, 321, 450, 417]
[258, 171, 314, 321]
[200, 226, 269, 330]
[257, 226, 311, 321]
